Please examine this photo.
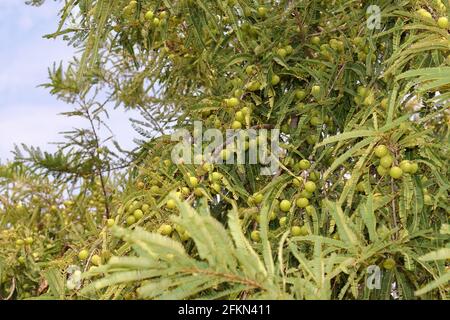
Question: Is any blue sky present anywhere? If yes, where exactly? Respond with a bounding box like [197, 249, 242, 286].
[0, 0, 139, 162]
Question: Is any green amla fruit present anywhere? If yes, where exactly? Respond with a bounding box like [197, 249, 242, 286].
[158, 224, 173, 236]
[304, 181, 317, 193]
[379, 155, 393, 168]
[133, 209, 144, 220]
[106, 218, 115, 227]
[291, 226, 302, 236]
[250, 230, 260, 242]
[377, 165, 388, 176]
[91, 254, 102, 266]
[226, 97, 240, 108]
[437, 17, 449, 29]
[271, 74, 281, 85]
[299, 159, 310, 170]
[374, 145, 388, 158]
[231, 120, 242, 130]
[389, 166, 403, 179]
[279, 200, 292, 212]
[382, 258, 396, 270]
[296, 197, 309, 208]
[279, 216, 287, 226]
[78, 249, 89, 261]
[166, 199, 177, 209]
[294, 89, 306, 101]
[126, 215, 136, 225]
[253, 193, 263, 204]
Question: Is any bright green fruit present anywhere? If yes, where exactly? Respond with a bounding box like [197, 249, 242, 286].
[380, 155, 393, 168]
[250, 230, 260, 242]
[438, 17, 449, 29]
[295, 89, 306, 100]
[296, 197, 309, 208]
[91, 254, 102, 266]
[159, 224, 173, 235]
[166, 199, 177, 209]
[269, 211, 277, 221]
[106, 218, 115, 227]
[417, 9, 432, 19]
[277, 48, 287, 58]
[253, 193, 263, 204]
[399, 160, 412, 173]
[24, 237, 33, 245]
[150, 185, 160, 193]
[304, 181, 316, 193]
[226, 97, 240, 107]
[389, 166, 403, 179]
[126, 215, 136, 225]
[78, 249, 89, 261]
[211, 171, 223, 182]
[292, 177, 302, 187]
[409, 162, 419, 174]
[279, 200, 292, 212]
[189, 176, 199, 188]
[300, 190, 313, 199]
[257, 7, 268, 18]
[311, 36, 320, 45]
[271, 74, 280, 85]
[145, 11, 154, 21]
[133, 209, 144, 220]
[374, 145, 388, 158]
[377, 165, 388, 176]
[279, 216, 287, 226]
[16, 239, 24, 246]
[142, 203, 150, 212]
[245, 65, 255, 75]
[291, 226, 302, 236]
[235, 111, 244, 122]
[299, 159, 311, 170]
[231, 120, 242, 130]
[424, 194, 432, 205]
[285, 45, 293, 54]
[382, 258, 396, 270]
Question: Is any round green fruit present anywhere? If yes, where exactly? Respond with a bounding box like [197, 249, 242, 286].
[231, 120, 242, 130]
[438, 17, 449, 29]
[296, 197, 309, 208]
[295, 89, 306, 101]
[279, 217, 287, 226]
[380, 155, 393, 168]
[91, 254, 102, 266]
[78, 249, 89, 261]
[271, 74, 281, 85]
[133, 209, 144, 220]
[291, 226, 302, 236]
[377, 165, 388, 176]
[106, 219, 115, 227]
[159, 224, 173, 236]
[250, 230, 260, 242]
[145, 11, 154, 21]
[226, 97, 240, 108]
[166, 199, 177, 209]
[253, 193, 263, 204]
[389, 166, 403, 179]
[382, 258, 396, 270]
[276, 48, 287, 58]
[304, 181, 317, 193]
[126, 215, 136, 225]
[299, 159, 311, 170]
[374, 145, 388, 158]
[279, 200, 292, 212]
[189, 176, 199, 188]
[399, 160, 412, 173]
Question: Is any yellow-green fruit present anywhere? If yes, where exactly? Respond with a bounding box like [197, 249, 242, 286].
[189, 176, 199, 188]
[300, 190, 313, 199]
[16, 239, 24, 246]
[231, 120, 242, 130]
[380, 155, 393, 168]
[24, 237, 33, 245]
[389, 166, 403, 179]
[285, 45, 293, 54]
[144, 11, 154, 20]
[211, 182, 221, 193]
[424, 194, 432, 205]
[295, 89, 306, 101]
[374, 145, 388, 158]
[311, 36, 320, 45]
[277, 48, 287, 58]
[292, 177, 302, 187]
[382, 258, 396, 270]
[299, 159, 311, 170]
[194, 188, 203, 197]
[257, 7, 268, 18]
[311, 85, 321, 97]
[152, 17, 161, 26]
[106, 219, 115, 227]
[226, 97, 240, 108]
[438, 17, 449, 29]
[250, 230, 261, 242]
[305, 205, 315, 216]
[409, 162, 419, 174]
[377, 165, 388, 176]
[300, 225, 309, 236]
[269, 211, 277, 221]
[150, 185, 160, 193]
[142, 203, 150, 212]
[159, 224, 173, 236]
[133, 209, 144, 220]
[78, 249, 89, 261]
[296, 197, 309, 208]
[166, 199, 177, 210]
[271, 74, 281, 85]
[126, 215, 136, 225]
[380, 98, 388, 109]
[304, 181, 317, 193]
[181, 187, 190, 196]
[18, 256, 26, 264]
[211, 171, 223, 182]
[399, 160, 412, 173]
[279, 200, 292, 212]
[91, 254, 102, 266]
[291, 226, 302, 236]
[279, 217, 287, 226]
[235, 111, 244, 122]
[253, 193, 263, 204]
[221, 149, 231, 161]
[418, 9, 432, 19]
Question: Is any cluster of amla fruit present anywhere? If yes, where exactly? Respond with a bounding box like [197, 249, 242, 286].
[373, 145, 419, 179]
